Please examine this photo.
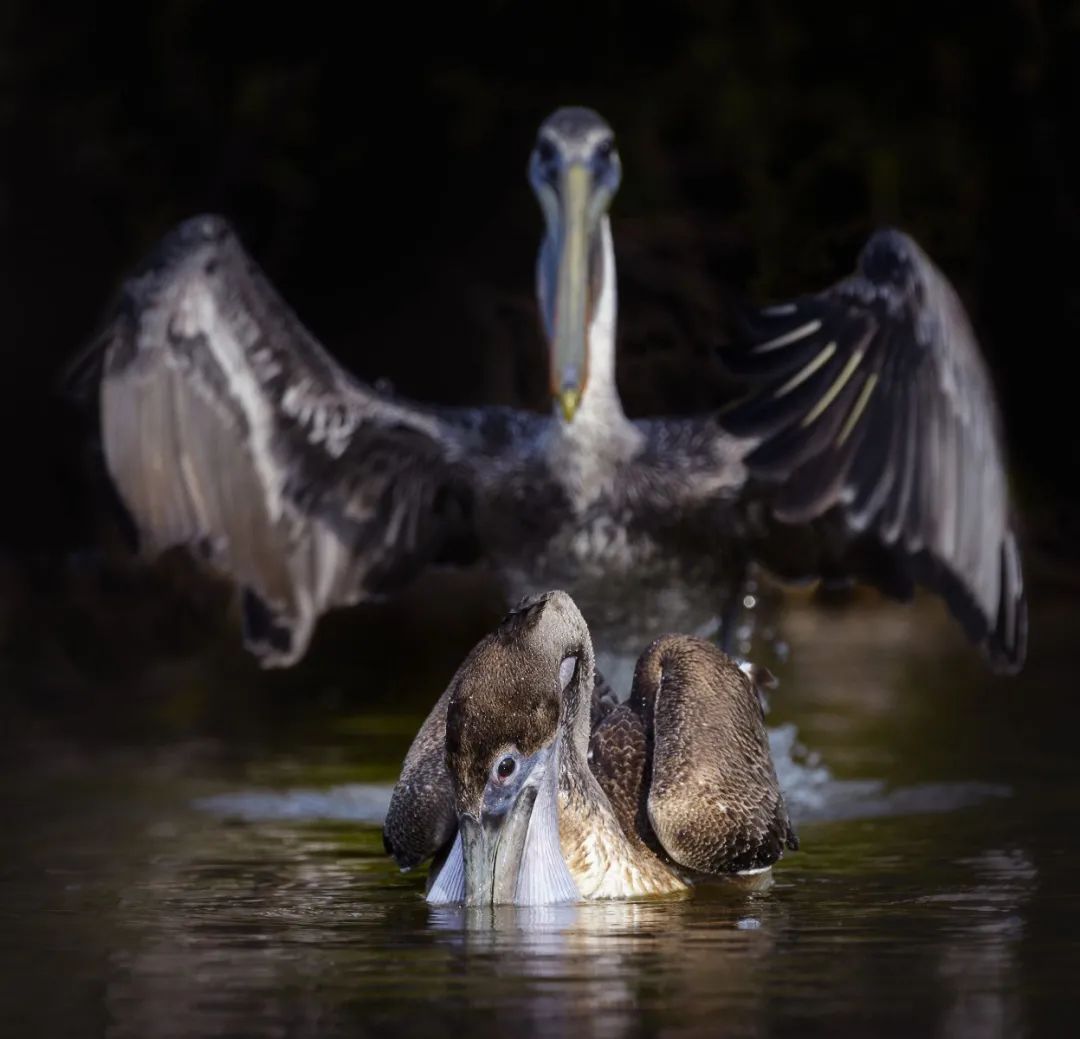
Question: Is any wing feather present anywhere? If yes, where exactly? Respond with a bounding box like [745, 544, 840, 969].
[634, 637, 797, 877]
[93, 215, 487, 665]
[723, 230, 1026, 671]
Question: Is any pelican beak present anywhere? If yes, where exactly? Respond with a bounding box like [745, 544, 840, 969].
[458, 744, 578, 906]
[557, 386, 582, 423]
[549, 163, 594, 423]
[460, 785, 537, 907]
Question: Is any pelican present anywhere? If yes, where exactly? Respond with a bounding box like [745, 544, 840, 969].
[383, 589, 797, 904]
[78, 106, 1026, 670]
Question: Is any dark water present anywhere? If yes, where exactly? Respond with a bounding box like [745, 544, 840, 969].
[3, 588, 1079, 1038]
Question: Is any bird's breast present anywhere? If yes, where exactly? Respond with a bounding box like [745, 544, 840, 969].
[556, 780, 688, 900]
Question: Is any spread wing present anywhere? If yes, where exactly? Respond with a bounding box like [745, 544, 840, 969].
[82, 214, 505, 666]
[722, 229, 1026, 672]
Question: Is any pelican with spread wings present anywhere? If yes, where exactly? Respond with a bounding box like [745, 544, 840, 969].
[81, 107, 1026, 671]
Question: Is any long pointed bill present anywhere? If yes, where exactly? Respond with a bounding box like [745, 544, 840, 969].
[459, 746, 579, 907]
[551, 163, 594, 423]
[460, 785, 537, 907]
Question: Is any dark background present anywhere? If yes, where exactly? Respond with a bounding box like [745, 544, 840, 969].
[2, 13, 1079, 1036]
[1, 0, 1078, 567]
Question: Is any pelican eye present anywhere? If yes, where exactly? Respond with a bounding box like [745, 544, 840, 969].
[536, 137, 557, 165]
[496, 756, 516, 780]
[595, 138, 615, 163]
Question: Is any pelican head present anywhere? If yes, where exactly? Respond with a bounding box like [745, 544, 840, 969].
[440, 591, 591, 905]
[529, 108, 622, 423]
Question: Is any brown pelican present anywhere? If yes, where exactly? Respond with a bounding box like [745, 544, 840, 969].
[383, 589, 797, 904]
[78, 106, 1026, 670]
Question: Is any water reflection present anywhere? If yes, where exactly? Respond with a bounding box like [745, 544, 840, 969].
[83, 811, 1041, 1039]
[933, 848, 1035, 1039]
[422, 898, 786, 1038]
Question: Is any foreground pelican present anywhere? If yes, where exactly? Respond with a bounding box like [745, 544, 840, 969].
[383, 590, 797, 904]
[79, 106, 1026, 670]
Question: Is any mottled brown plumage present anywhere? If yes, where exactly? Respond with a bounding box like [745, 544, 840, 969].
[385, 590, 797, 903]
[442, 600, 571, 817]
[632, 636, 796, 874]
[381, 690, 454, 871]
[383, 592, 581, 870]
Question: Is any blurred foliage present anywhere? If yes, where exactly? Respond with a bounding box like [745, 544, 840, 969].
[0, 0, 1077, 558]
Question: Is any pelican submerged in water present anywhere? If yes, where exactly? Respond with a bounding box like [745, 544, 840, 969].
[79, 106, 1026, 670]
[383, 589, 797, 904]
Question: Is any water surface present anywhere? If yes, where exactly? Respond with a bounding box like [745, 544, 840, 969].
[2, 588, 1078, 1037]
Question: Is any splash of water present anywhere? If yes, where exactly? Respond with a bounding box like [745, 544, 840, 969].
[195, 726, 1008, 831]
